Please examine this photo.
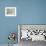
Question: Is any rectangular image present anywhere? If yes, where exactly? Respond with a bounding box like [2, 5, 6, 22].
[18, 24, 46, 42]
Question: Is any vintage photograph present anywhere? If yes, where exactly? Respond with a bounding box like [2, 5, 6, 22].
[18, 25, 46, 46]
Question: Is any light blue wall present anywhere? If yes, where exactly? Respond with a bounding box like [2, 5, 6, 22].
[0, 0, 46, 44]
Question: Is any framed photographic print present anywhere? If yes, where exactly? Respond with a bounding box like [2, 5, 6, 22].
[18, 24, 46, 42]
[5, 7, 16, 16]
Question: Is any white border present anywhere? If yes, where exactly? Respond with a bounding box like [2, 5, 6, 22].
[18, 25, 20, 43]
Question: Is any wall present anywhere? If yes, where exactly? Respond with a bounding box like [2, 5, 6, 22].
[21, 25, 46, 30]
[0, 0, 46, 44]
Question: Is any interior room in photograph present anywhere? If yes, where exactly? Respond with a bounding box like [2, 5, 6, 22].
[18, 24, 46, 42]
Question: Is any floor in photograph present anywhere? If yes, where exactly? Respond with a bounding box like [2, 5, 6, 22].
[19, 40, 46, 46]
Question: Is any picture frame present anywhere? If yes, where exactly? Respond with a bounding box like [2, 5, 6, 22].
[5, 7, 16, 16]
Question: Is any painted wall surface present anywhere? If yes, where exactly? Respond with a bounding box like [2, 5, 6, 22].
[0, 0, 46, 44]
